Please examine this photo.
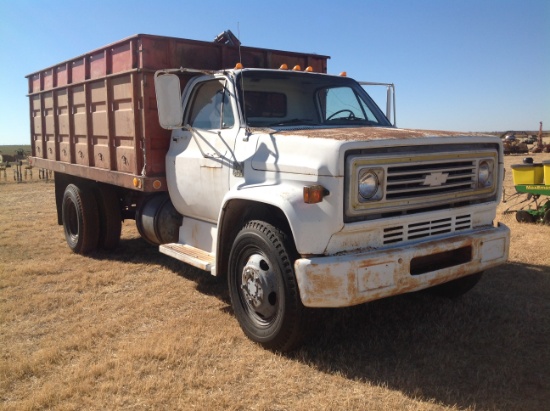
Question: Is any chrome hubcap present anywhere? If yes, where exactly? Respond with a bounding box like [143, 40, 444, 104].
[240, 254, 277, 319]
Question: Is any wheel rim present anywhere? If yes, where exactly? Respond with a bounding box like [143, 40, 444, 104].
[238, 252, 279, 326]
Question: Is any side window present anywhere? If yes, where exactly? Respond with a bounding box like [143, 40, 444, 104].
[221, 89, 234, 129]
[187, 80, 234, 130]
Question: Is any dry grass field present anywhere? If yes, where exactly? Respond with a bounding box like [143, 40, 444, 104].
[1, 153, 549, 411]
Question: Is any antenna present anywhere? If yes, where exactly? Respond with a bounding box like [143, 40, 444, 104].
[237, 22, 243, 65]
[236, 22, 250, 139]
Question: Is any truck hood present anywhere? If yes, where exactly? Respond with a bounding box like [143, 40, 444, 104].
[250, 126, 496, 177]
[271, 126, 489, 141]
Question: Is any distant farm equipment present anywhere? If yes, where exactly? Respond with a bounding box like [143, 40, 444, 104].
[503, 139, 529, 155]
[503, 157, 550, 224]
[501, 123, 550, 155]
[530, 122, 550, 154]
[0, 148, 51, 182]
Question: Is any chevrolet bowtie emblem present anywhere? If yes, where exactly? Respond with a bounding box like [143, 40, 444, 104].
[422, 172, 449, 187]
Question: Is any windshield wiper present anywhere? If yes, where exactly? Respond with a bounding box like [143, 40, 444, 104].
[326, 118, 377, 125]
[269, 118, 316, 127]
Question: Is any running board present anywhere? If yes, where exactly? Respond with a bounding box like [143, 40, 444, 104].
[159, 243, 216, 273]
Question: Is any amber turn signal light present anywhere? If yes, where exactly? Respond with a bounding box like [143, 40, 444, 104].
[303, 185, 329, 204]
[133, 177, 142, 189]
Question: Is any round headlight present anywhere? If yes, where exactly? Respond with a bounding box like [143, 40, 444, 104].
[478, 161, 492, 187]
[358, 169, 379, 200]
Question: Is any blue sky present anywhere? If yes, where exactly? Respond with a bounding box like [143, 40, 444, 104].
[0, 0, 548, 145]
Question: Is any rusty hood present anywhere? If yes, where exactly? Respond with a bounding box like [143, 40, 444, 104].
[248, 126, 499, 178]
[270, 126, 488, 141]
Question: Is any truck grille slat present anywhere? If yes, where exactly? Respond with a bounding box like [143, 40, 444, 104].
[388, 165, 475, 177]
[386, 181, 474, 197]
[383, 214, 472, 244]
[386, 172, 476, 185]
[386, 176, 474, 186]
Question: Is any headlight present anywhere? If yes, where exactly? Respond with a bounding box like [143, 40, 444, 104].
[478, 160, 494, 188]
[358, 168, 382, 201]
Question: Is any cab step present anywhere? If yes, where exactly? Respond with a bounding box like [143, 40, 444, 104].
[159, 243, 216, 273]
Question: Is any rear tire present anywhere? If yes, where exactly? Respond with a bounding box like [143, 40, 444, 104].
[94, 184, 122, 250]
[228, 220, 308, 352]
[62, 184, 99, 255]
[429, 272, 483, 299]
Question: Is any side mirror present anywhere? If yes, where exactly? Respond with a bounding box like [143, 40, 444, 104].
[154, 72, 184, 129]
[359, 81, 396, 127]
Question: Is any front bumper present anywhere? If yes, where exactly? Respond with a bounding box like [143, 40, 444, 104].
[294, 223, 510, 307]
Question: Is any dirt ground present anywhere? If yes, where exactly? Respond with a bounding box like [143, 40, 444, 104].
[1, 152, 549, 411]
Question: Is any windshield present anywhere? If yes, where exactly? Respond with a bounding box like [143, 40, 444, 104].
[236, 70, 391, 128]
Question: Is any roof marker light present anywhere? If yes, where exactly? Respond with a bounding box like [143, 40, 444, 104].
[339, 71, 347, 77]
[293, 65, 301, 71]
[279, 64, 288, 70]
[305, 66, 313, 72]
[235, 62, 243, 69]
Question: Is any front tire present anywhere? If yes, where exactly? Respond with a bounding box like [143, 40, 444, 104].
[228, 220, 308, 352]
[62, 184, 99, 255]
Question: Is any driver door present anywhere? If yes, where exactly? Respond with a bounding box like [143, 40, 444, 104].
[166, 77, 238, 222]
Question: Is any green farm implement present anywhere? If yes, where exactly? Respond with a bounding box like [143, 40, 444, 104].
[503, 159, 550, 224]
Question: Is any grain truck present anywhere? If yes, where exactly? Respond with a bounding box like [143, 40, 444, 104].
[27, 33, 510, 351]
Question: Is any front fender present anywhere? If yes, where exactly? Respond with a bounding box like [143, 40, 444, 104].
[222, 178, 344, 256]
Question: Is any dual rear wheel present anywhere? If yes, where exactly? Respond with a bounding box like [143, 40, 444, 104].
[61, 183, 122, 255]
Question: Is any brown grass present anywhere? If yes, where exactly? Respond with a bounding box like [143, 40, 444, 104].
[1, 153, 549, 411]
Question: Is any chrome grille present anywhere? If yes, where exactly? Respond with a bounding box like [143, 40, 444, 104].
[386, 160, 476, 199]
[346, 148, 499, 220]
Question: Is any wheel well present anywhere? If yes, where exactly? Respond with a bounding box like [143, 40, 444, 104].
[216, 199, 295, 279]
[54, 173, 131, 225]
